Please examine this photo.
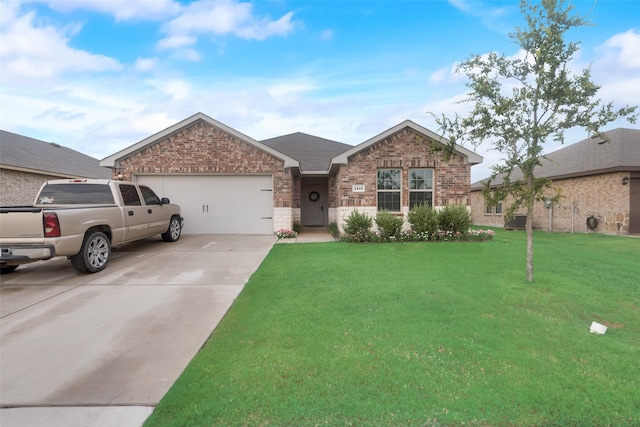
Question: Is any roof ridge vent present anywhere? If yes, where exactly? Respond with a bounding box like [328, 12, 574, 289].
[49, 142, 61, 148]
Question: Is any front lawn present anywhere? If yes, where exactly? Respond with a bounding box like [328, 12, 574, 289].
[145, 229, 640, 426]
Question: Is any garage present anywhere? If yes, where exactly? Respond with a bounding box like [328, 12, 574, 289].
[137, 175, 274, 235]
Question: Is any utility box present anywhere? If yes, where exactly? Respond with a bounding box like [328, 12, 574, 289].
[505, 214, 527, 230]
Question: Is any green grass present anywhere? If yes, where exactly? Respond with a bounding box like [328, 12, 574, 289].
[145, 229, 640, 426]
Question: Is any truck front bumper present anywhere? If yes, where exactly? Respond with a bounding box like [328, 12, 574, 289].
[0, 245, 56, 266]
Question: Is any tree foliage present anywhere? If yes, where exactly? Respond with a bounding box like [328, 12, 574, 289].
[434, 0, 637, 282]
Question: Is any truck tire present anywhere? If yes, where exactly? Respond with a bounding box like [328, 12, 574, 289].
[70, 231, 111, 273]
[162, 215, 182, 242]
[0, 265, 18, 274]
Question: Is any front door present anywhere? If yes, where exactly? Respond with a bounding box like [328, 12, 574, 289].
[302, 182, 327, 227]
[630, 174, 640, 233]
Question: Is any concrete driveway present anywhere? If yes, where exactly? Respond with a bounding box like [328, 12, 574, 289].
[0, 234, 275, 427]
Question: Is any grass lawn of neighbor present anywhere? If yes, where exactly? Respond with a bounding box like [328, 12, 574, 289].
[145, 228, 639, 426]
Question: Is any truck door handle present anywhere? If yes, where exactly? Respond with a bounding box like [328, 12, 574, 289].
[128, 211, 134, 216]
[147, 209, 153, 214]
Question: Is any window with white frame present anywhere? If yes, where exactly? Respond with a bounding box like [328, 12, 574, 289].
[377, 169, 401, 211]
[409, 168, 434, 209]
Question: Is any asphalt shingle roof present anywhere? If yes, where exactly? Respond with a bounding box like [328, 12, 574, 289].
[472, 128, 640, 190]
[0, 130, 112, 179]
[261, 132, 352, 172]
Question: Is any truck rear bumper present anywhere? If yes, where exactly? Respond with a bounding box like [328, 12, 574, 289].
[0, 245, 56, 266]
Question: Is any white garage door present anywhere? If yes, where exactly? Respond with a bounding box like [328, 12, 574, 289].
[137, 175, 274, 234]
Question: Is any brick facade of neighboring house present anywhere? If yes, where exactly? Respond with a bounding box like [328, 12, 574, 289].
[101, 113, 483, 235]
[0, 169, 63, 205]
[0, 130, 112, 206]
[470, 128, 640, 235]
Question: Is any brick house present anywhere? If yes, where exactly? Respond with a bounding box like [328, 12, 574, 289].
[0, 130, 112, 206]
[100, 112, 483, 234]
[470, 128, 640, 235]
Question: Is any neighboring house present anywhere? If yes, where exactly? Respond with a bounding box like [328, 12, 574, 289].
[470, 128, 640, 235]
[0, 130, 112, 206]
[100, 112, 483, 234]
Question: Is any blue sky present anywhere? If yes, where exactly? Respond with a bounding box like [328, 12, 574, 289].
[1, 0, 639, 181]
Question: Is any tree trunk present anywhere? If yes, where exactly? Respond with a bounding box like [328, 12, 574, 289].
[526, 194, 535, 282]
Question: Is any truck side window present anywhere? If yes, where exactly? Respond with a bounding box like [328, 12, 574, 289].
[139, 186, 161, 205]
[119, 184, 142, 206]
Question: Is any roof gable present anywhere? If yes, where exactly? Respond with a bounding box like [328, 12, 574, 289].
[100, 112, 299, 169]
[0, 130, 112, 179]
[472, 128, 640, 189]
[261, 132, 352, 173]
[331, 120, 483, 167]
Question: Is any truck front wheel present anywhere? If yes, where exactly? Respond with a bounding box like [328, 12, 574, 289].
[162, 215, 182, 242]
[71, 231, 111, 273]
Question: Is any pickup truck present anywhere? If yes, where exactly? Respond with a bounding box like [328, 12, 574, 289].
[1, 179, 183, 274]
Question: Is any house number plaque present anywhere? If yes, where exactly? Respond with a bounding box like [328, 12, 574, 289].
[352, 185, 365, 193]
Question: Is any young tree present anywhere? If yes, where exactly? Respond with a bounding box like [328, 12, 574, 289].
[434, 0, 637, 282]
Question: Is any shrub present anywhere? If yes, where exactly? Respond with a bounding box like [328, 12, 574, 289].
[407, 204, 439, 236]
[342, 210, 373, 237]
[375, 211, 404, 241]
[438, 205, 472, 234]
[328, 222, 340, 239]
[292, 221, 301, 234]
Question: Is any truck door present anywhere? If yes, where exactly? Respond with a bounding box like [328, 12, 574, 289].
[118, 184, 149, 241]
[139, 185, 170, 235]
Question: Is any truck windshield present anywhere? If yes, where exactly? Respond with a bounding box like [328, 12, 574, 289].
[38, 184, 115, 205]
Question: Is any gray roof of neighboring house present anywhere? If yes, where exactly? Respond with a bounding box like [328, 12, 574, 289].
[261, 132, 353, 173]
[471, 128, 640, 190]
[0, 130, 112, 179]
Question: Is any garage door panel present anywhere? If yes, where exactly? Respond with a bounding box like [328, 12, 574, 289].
[137, 175, 273, 235]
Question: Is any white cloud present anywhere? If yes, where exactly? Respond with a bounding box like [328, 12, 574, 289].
[0, 5, 121, 83]
[161, 0, 296, 47]
[26, 0, 180, 21]
[597, 29, 640, 69]
[447, 0, 515, 32]
[157, 34, 198, 50]
[134, 58, 158, 72]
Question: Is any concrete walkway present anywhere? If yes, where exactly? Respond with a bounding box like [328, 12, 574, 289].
[0, 234, 275, 427]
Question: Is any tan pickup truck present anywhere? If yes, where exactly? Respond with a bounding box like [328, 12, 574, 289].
[0, 179, 183, 274]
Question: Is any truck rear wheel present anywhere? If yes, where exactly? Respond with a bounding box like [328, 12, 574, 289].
[70, 231, 111, 273]
[162, 215, 182, 242]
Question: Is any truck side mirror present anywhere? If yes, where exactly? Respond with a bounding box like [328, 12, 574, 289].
[161, 197, 170, 204]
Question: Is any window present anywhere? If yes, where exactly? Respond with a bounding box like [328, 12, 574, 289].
[409, 169, 433, 209]
[485, 201, 503, 215]
[119, 184, 141, 206]
[37, 184, 115, 205]
[139, 186, 161, 205]
[377, 169, 401, 211]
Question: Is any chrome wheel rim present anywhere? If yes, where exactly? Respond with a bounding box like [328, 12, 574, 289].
[170, 219, 181, 240]
[87, 235, 109, 269]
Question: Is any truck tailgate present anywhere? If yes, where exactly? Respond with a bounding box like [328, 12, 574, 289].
[0, 208, 45, 239]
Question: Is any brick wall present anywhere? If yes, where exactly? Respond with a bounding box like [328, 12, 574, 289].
[471, 171, 632, 234]
[114, 121, 294, 210]
[333, 128, 471, 212]
[0, 169, 62, 206]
